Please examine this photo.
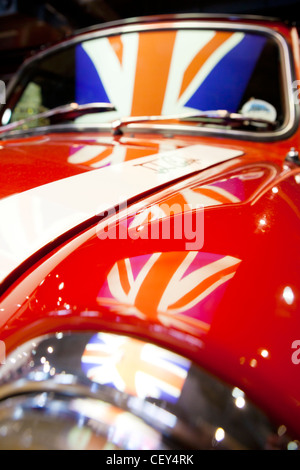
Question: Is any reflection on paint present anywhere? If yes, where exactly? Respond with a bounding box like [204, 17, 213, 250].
[121, 167, 272, 240]
[97, 251, 241, 333]
[67, 142, 175, 169]
[68, 398, 163, 450]
[81, 332, 191, 404]
[128, 177, 243, 234]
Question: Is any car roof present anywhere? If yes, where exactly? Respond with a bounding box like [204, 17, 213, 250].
[17, 12, 293, 70]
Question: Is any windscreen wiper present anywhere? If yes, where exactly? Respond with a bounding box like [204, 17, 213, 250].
[111, 109, 278, 135]
[0, 102, 116, 135]
[179, 109, 278, 129]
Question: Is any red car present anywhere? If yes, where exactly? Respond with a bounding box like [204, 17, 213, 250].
[0, 13, 299, 450]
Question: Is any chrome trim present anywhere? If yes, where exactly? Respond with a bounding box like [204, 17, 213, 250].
[0, 331, 294, 450]
[0, 102, 115, 133]
[286, 146, 300, 164]
[2, 19, 298, 142]
[0, 394, 172, 450]
[74, 13, 284, 36]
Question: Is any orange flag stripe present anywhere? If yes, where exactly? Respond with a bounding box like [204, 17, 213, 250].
[131, 31, 177, 116]
[170, 261, 240, 310]
[179, 31, 234, 99]
[193, 186, 236, 204]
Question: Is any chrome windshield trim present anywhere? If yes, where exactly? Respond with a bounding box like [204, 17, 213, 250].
[0, 120, 292, 142]
[2, 19, 297, 142]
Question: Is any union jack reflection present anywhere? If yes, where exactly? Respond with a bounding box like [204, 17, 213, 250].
[81, 332, 191, 404]
[97, 251, 241, 333]
[127, 176, 243, 235]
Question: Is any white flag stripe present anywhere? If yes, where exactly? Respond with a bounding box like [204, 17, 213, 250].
[68, 145, 108, 164]
[126, 252, 161, 304]
[178, 33, 245, 109]
[161, 30, 215, 115]
[158, 254, 240, 312]
[125, 257, 134, 288]
[135, 371, 182, 399]
[188, 184, 241, 203]
[81, 33, 139, 119]
[141, 350, 189, 380]
[168, 271, 236, 314]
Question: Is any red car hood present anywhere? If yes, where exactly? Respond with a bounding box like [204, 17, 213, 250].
[0, 132, 286, 199]
[0, 132, 215, 199]
[1, 132, 300, 437]
[0, 133, 246, 282]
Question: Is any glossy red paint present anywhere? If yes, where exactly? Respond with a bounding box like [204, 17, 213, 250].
[0, 133, 168, 198]
[1, 137, 300, 437]
[0, 15, 300, 444]
[0, 130, 297, 199]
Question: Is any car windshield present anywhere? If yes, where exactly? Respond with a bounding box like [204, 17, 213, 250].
[1, 26, 287, 135]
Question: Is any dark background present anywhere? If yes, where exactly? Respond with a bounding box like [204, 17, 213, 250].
[0, 0, 299, 84]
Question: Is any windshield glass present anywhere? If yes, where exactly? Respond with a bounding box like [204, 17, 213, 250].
[2, 27, 286, 133]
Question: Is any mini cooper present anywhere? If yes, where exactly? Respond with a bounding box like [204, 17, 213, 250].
[0, 13, 299, 450]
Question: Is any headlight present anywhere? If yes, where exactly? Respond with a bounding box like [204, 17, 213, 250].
[0, 331, 295, 450]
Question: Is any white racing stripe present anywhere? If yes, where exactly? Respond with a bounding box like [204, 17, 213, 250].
[0, 144, 243, 283]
